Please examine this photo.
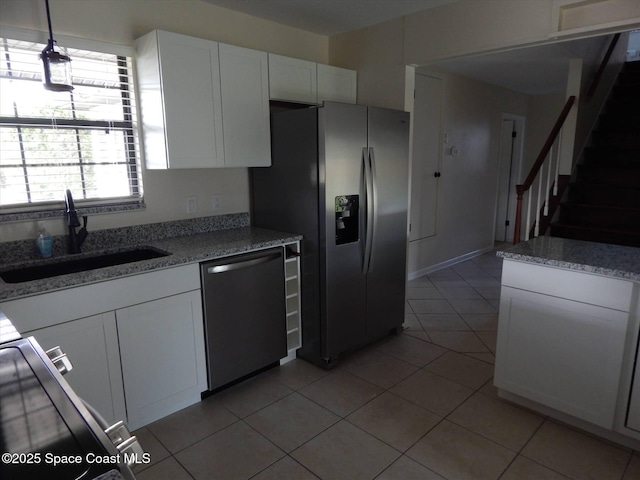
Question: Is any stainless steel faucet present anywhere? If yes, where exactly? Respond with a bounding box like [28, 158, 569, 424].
[64, 189, 88, 254]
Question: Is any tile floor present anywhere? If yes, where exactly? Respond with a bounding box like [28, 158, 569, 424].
[132, 250, 640, 480]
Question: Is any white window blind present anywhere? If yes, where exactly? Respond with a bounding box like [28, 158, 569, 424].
[0, 36, 142, 211]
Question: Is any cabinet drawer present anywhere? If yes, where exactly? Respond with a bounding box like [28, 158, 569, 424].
[501, 260, 633, 311]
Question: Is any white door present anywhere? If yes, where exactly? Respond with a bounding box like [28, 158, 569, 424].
[495, 115, 524, 243]
[410, 74, 443, 241]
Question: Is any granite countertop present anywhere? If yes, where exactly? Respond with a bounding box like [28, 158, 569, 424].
[0, 215, 302, 301]
[497, 236, 640, 282]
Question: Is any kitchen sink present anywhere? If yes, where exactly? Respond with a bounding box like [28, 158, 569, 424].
[0, 247, 171, 284]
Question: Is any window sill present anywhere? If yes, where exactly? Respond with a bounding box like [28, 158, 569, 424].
[0, 200, 146, 224]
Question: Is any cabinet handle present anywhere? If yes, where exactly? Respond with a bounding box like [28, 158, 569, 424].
[207, 252, 281, 274]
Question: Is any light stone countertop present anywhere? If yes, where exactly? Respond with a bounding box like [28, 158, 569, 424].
[497, 236, 640, 282]
[0, 216, 302, 301]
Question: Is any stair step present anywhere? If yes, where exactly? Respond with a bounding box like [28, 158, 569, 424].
[596, 113, 640, 132]
[558, 203, 640, 231]
[577, 164, 640, 186]
[568, 183, 640, 207]
[550, 223, 640, 248]
[592, 131, 640, 148]
[584, 146, 640, 165]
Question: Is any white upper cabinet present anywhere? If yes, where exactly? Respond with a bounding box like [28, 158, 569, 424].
[317, 63, 357, 104]
[267, 54, 357, 105]
[268, 54, 318, 104]
[135, 30, 224, 169]
[219, 44, 271, 167]
[135, 31, 271, 168]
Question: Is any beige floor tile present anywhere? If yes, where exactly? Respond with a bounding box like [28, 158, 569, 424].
[131, 427, 170, 474]
[134, 456, 193, 480]
[438, 286, 483, 300]
[464, 276, 501, 288]
[175, 422, 285, 480]
[418, 313, 470, 331]
[521, 420, 631, 480]
[473, 286, 501, 300]
[466, 352, 496, 365]
[402, 312, 423, 331]
[406, 420, 516, 480]
[623, 453, 640, 480]
[299, 369, 383, 417]
[406, 286, 443, 299]
[375, 333, 447, 367]
[391, 369, 474, 416]
[340, 350, 418, 389]
[475, 330, 497, 353]
[146, 396, 238, 453]
[291, 421, 400, 480]
[408, 276, 435, 287]
[251, 456, 320, 480]
[430, 278, 470, 289]
[408, 299, 457, 314]
[347, 392, 441, 452]
[424, 351, 494, 389]
[500, 456, 572, 480]
[245, 392, 339, 452]
[448, 392, 544, 450]
[265, 358, 329, 391]
[403, 330, 432, 342]
[214, 373, 293, 418]
[375, 455, 446, 479]
[460, 313, 499, 331]
[448, 298, 497, 314]
[428, 331, 489, 353]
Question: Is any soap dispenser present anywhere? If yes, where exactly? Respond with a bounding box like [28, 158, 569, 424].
[36, 229, 53, 258]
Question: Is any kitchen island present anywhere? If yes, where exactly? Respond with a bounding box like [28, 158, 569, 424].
[495, 237, 640, 449]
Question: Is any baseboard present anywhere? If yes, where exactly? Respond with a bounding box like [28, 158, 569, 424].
[408, 245, 496, 280]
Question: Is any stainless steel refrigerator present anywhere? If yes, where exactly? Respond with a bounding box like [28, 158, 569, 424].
[251, 102, 409, 368]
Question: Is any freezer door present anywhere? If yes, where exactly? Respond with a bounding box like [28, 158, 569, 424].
[320, 102, 369, 360]
[365, 107, 410, 341]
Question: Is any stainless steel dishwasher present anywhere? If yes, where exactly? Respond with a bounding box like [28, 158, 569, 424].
[200, 247, 286, 391]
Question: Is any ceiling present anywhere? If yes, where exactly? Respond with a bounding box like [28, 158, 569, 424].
[201, 0, 457, 36]
[201, 0, 626, 96]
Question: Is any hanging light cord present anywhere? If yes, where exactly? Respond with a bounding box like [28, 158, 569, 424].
[44, 0, 55, 51]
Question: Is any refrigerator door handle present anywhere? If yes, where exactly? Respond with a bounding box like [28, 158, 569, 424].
[363, 147, 375, 274]
[368, 147, 378, 272]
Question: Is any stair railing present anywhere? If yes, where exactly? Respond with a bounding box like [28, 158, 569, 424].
[585, 33, 621, 102]
[513, 95, 576, 244]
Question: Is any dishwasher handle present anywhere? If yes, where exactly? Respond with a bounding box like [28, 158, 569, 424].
[206, 252, 281, 274]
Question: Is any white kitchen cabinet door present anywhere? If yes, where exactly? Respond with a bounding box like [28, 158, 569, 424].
[219, 43, 271, 167]
[27, 312, 126, 425]
[135, 30, 224, 169]
[268, 54, 317, 104]
[317, 63, 357, 104]
[116, 290, 207, 430]
[495, 286, 628, 429]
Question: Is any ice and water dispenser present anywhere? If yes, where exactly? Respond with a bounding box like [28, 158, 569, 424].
[335, 195, 359, 245]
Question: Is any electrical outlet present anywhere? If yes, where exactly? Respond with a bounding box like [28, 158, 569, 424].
[212, 194, 222, 212]
[186, 196, 197, 214]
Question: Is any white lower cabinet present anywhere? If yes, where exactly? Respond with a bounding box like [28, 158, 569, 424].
[26, 312, 126, 425]
[495, 285, 628, 428]
[115, 290, 207, 430]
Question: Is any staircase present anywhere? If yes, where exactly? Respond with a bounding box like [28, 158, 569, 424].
[550, 61, 640, 248]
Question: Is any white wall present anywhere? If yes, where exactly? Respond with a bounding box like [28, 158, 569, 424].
[0, 0, 328, 242]
[407, 71, 529, 275]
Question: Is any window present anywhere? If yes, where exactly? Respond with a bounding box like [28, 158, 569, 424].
[0, 34, 142, 217]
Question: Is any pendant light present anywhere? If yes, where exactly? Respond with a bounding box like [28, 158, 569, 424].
[40, 0, 73, 92]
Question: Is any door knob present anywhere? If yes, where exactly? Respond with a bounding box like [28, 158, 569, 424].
[434, 171, 441, 178]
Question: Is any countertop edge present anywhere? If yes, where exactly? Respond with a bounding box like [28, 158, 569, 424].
[0, 227, 303, 302]
[497, 237, 640, 282]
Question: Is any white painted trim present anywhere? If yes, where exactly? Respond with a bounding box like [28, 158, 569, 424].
[407, 245, 496, 280]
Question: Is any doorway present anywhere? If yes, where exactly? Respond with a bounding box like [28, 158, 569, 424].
[495, 114, 525, 243]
